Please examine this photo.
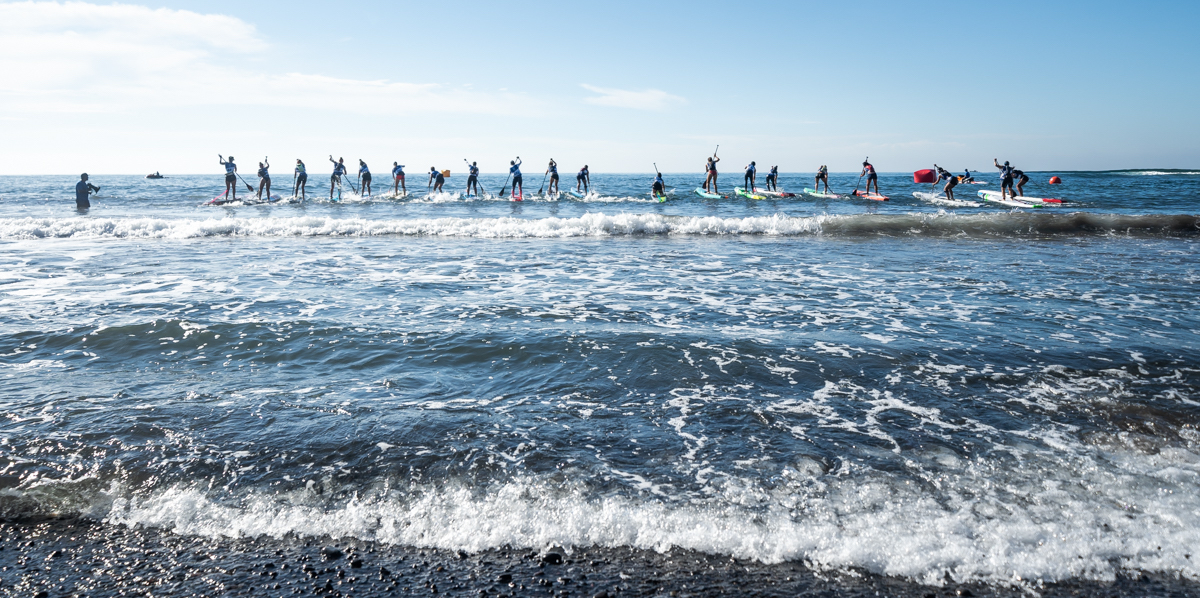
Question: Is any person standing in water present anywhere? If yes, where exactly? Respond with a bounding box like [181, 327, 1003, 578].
[933, 164, 958, 201]
[509, 158, 523, 198]
[75, 173, 100, 210]
[576, 165, 590, 193]
[465, 161, 480, 196]
[1013, 168, 1030, 197]
[256, 157, 271, 201]
[358, 160, 372, 197]
[764, 165, 779, 192]
[860, 159, 879, 196]
[545, 159, 560, 194]
[704, 154, 720, 194]
[743, 161, 757, 192]
[428, 167, 445, 193]
[392, 162, 406, 196]
[329, 156, 347, 199]
[219, 155, 238, 202]
[994, 159, 1015, 199]
[294, 159, 308, 199]
[652, 172, 666, 198]
[814, 165, 830, 193]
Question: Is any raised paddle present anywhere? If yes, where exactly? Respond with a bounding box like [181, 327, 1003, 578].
[463, 159, 487, 196]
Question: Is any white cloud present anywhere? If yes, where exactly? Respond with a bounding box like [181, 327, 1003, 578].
[580, 84, 685, 111]
[0, 1, 532, 115]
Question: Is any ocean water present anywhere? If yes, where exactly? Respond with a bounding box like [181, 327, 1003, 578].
[1, 170, 1198, 593]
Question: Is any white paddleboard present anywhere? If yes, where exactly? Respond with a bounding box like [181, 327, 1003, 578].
[977, 190, 1039, 208]
[913, 192, 981, 207]
[977, 189, 1062, 205]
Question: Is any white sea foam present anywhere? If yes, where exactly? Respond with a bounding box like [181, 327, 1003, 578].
[1, 212, 1193, 241]
[102, 445, 1200, 589]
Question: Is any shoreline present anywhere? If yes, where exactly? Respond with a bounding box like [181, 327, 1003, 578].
[3, 517, 1197, 598]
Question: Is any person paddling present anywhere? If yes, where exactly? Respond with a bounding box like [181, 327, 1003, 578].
[358, 160, 372, 197]
[576, 165, 590, 193]
[294, 159, 308, 199]
[546, 159, 560, 194]
[764, 165, 779, 192]
[814, 165, 830, 193]
[1013, 168, 1030, 197]
[994, 159, 1016, 199]
[392, 162, 406, 196]
[219, 155, 238, 202]
[933, 164, 958, 201]
[256, 157, 271, 201]
[75, 173, 100, 210]
[652, 172, 666, 198]
[509, 158, 523, 198]
[744, 161, 757, 192]
[704, 154, 720, 194]
[428, 167, 446, 193]
[466, 161, 480, 196]
[329, 156, 347, 199]
[860, 159, 879, 196]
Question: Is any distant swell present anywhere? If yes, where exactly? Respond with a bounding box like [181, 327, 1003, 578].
[0, 212, 1197, 240]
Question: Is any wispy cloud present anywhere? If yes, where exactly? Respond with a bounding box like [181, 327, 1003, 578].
[580, 84, 685, 111]
[0, 1, 534, 115]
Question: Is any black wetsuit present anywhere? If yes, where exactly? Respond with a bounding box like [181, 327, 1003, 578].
[75, 180, 98, 209]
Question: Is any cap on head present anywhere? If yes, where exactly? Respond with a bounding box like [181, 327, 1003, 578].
[81, 173, 88, 179]
[1004, 161, 1010, 165]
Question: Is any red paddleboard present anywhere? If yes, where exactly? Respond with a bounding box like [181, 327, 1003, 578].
[208, 189, 229, 205]
[511, 192, 523, 202]
[853, 190, 889, 201]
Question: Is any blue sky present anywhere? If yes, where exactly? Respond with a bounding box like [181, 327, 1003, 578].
[1, 0, 1197, 174]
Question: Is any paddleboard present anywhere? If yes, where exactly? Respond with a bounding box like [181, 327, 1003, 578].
[753, 188, 796, 198]
[852, 190, 889, 201]
[734, 187, 765, 200]
[568, 189, 587, 199]
[694, 188, 722, 199]
[977, 189, 1061, 205]
[511, 192, 523, 202]
[977, 190, 1039, 208]
[803, 188, 843, 199]
[912, 192, 981, 207]
[208, 189, 229, 205]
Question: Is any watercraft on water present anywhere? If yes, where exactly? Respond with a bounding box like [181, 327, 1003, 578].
[694, 188, 722, 199]
[803, 188, 843, 199]
[734, 187, 765, 200]
[852, 190, 889, 201]
[912, 192, 981, 207]
[753, 188, 797, 198]
[976, 190, 1040, 208]
[977, 190, 1062, 205]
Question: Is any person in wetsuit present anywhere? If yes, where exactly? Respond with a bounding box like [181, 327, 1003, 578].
[392, 162, 406, 196]
[256, 157, 271, 201]
[860, 159, 879, 196]
[704, 155, 720, 194]
[294, 159, 308, 199]
[815, 165, 830, 193]
[428, 167, 445, 193]
[652, 172, 666, 198]
[219, 155, 238, 202]
[329, 156, 347, 199]
[546, 159, 559, 194]
[75, 173, 100, 210]
[1013, 169, 1030, 197]
[576, 165, 590, 193]
[994, 159, 1015, 199]
[466, 161, 480, 196]
[934, 164, 958, 201]
[765, 165, 779, 192]
[509, 158, 523, 198]
[358, 160, 372, 197]
[744, 161, 757, 192]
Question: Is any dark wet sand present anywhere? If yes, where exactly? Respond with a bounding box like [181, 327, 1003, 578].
[2, 518, 1197, 598]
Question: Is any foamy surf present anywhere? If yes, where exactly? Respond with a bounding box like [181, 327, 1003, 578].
[1, 212, 1196, 241]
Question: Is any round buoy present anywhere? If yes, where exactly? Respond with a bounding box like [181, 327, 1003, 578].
[1049, 176, 1062, 184]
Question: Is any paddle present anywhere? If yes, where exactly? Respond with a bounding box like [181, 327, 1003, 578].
[219, 155, 254, 192]
[537, 169, 549, 196]
[497, 156, 517, 198]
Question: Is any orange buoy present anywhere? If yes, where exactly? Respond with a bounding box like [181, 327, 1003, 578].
[1049, 176, 1062, 184]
